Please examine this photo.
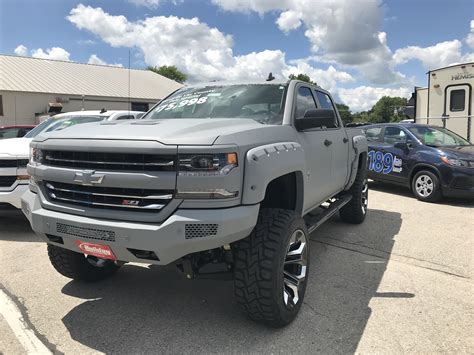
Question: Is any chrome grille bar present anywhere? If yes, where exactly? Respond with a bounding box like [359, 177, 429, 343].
[44, 156, 175, 167]
[50, 195, 165, 210]
[45, 183, 173, 200]
[43, 181, 173, 213]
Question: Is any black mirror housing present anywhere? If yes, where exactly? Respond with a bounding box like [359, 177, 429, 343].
[295, 109, 336, 131]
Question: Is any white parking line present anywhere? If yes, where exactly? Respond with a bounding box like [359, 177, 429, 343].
[0, 289, 52, 354]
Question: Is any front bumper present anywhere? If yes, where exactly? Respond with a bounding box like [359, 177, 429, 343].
[0, 183, 28, 209]
[21, 190, 259, 265]
[441, 167, 474, 199]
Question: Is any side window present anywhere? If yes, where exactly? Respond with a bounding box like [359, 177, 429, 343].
[295, 87, 317, 119]
[315, 91, 339, 128]
[115, 115, 135, 120]
[364, 127, 383, 142]
[0, 128, 19, 138]
[383, 127, 407, 145]
[450, 89, 465, 111]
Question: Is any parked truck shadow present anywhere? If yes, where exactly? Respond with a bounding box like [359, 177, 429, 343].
[60, 208, 404, 354]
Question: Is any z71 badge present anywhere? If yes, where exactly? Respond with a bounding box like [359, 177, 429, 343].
[368, 150, 403, 174]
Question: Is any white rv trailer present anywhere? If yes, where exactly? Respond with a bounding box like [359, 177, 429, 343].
[415, 62, 473, 140]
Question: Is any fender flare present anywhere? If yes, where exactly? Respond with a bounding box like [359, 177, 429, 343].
[344, 134, 368, 190]
[241, 142, 306, 210]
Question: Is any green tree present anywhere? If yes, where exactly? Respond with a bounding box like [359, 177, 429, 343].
[147, 65, 187, 83]
[335, 103, 353, 124]
[370, 96, 408, 123]
[288, 73, 317, 85]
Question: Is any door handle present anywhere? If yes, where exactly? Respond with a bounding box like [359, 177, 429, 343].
[324, 139, 332, 147]
[343, 137, 349, 143]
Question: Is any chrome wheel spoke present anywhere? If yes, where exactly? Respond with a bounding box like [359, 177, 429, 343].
[282, 229, 308, 308]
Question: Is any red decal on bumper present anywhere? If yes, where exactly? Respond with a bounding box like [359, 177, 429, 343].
[75, 241, 117, 261]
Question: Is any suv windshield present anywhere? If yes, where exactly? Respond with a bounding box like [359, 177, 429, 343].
[145, 84, 288, 125]
[24, 116, 104, 138]
[408, 126, 471, 147]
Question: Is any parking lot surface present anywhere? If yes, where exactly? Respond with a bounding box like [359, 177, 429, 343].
[1, 183, 473, 354]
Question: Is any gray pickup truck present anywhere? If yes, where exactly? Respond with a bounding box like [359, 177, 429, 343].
[22, 79, 368, 327]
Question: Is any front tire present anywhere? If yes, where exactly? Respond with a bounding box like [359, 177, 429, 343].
[48, 244, 120, 282]
[411, 170, 442, 202]
[233, 208, 309, 327]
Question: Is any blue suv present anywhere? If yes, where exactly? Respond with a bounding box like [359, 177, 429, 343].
[363, 123, 473, 202]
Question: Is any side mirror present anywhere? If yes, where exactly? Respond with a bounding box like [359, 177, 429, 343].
[394, 142, 409, 150]
[294, 109, 336, 131]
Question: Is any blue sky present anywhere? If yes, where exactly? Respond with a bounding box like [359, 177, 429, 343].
[1, 0, 473, 111]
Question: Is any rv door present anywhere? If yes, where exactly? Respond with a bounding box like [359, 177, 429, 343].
[445, 84, 471, 140]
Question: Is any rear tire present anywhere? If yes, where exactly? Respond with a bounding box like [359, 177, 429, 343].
[233, 208, 309, 327]
[411, 170, 442, 202]
[340, 165, 368, 224]
[47, 244, 120, 282]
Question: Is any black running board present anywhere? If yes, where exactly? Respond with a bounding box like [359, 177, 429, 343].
[304, 194, 352, 234]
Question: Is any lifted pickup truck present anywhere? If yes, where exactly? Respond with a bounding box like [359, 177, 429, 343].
[22, 80, 368, 326]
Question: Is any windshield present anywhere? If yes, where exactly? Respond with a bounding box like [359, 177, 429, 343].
[145, 84, 288, 125]
[408, 126, 471, 147]
[24, 116, 104, 138]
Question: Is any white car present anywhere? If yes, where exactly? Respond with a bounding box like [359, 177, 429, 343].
[51, 109, 146, 121]
[0, 110, 143, 209]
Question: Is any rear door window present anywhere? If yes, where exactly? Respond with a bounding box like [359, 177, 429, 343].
[364, 127, 383, 142]
[383, 127, 407, 145]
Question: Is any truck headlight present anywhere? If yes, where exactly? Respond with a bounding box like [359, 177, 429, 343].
[178, 153, 238, 176]
[441, 156, 472, 168]
[29, 147, 43, 166]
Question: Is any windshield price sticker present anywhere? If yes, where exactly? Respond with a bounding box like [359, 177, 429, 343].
[156, 88, 220, 113]
[368, 150, 403, 174]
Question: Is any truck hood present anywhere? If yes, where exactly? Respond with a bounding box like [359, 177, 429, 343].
[437, 145, 474, 159]
[34, 119, 265, 145]
[0, 138, 32, 159]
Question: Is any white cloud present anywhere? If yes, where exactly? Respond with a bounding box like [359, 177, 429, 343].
[211, 0, 288, 15]
[14, 44, 28, 56]
[31, 47, 71, 61]
[393, 40, 463, 70]
[87, 54, 123, 67]
[466, 20, 474, 49]
[67, 4, 353, 86]
[212, 0, 403, 84]
[128, 0, 161, 9]
[337, 86, 412, 112]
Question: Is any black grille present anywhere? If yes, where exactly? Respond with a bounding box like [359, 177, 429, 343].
[0, 159, 28, 168]
[42, 150, 176, 172]
[43, 181, 173, 213]
[0, 176, 16, 187]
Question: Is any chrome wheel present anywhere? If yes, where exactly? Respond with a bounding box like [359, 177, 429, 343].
[415, 175, 433, 197]
[361, 178, 368, 214]
[283, 229, 308, 308]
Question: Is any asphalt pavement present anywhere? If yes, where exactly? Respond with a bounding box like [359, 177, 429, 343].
[0, 183, 473, 354]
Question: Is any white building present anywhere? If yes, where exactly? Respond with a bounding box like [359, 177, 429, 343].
[0, 55, 183, 125]
[415, 62, 473, 140]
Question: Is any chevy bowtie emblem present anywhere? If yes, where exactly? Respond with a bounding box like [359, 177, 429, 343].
[74, 170, 105, 186]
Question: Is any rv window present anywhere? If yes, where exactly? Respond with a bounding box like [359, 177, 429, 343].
[450, 89, 465, 112]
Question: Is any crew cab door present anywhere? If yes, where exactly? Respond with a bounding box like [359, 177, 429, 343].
[293, 85, 332, 211]
[313, 90, 349, 193]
